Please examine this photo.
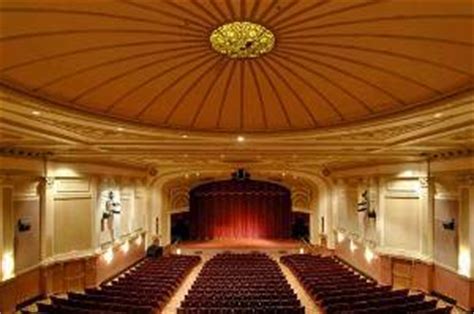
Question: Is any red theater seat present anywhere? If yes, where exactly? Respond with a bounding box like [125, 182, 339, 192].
[44, 255, 200, 314]
[280, 254, 445, 314]
[179, 253, 304, 313]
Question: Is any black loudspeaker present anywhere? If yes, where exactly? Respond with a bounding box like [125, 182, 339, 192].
[442, 218, 455, 231]
[146, 245, 163, 258]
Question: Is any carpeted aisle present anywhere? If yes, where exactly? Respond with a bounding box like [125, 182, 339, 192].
[162, 255, 208, 314]
[275, 255, 322, 314]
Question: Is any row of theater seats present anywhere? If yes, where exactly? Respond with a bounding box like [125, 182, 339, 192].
[280, 254, 452, 314]
[179, 253, 304, 314]
[33, 255, 201, 314]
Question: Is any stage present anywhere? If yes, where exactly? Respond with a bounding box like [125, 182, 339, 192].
[175, 239, 304, 255]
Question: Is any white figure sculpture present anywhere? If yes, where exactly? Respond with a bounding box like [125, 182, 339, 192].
[357, 190, 369, 238]
[103, 191, 121, 242]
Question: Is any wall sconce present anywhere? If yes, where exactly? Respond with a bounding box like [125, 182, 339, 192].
[350, 240, 358, 253]
[299, 248, 305, 254]
[103, 247, 114, 264]
[2, 253, 14, 281]
[337, 231, 345, 244]
[121, 241, 130, 253]
[135, 236, 142, 246]
[176, 248, 182, 255]
[364, 247, 375, 263]
[458, 247, 471, 277]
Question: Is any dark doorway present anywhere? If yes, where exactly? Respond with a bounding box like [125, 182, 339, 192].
[171, 212, 190, 243]
[291, 212, 310, 241]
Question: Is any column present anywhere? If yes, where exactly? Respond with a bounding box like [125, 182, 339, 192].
[324, 181, 335, 249]
[1, 176, 14, 280]
[39, 177, 55, 260]
[377, 177, 387, 247]
[419, 176, 435, 259]
[458, 174, 474, 277]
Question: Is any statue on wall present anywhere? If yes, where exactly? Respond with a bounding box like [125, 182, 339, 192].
[357, 190, 369, 238]
[102, 191, 121, 242]
[357, 190, 377, 239]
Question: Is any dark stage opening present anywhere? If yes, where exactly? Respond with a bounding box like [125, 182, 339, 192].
[189, 179, 292, 240]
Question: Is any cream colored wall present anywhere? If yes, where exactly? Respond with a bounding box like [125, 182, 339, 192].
[0, 156, 149, 284]
[383, 178, 421, 254]
[12, 178, 40, 272]
[331, 157, 474, 280]
[433, 175, 461, 271]
[53, 178, 93, 254]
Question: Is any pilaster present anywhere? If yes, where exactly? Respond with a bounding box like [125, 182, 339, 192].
[1, 176, 14, 280]
[39, 177, 55, 260]
[458, 174, 474, 277]
[419, 176, 435, 259]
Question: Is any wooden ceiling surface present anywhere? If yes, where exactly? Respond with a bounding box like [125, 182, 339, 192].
[0, 0, 473, 132]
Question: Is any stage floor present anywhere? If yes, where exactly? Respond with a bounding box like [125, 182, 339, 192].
[176, 239, 302, 252]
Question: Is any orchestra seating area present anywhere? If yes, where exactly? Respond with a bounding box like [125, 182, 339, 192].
[33, 255, 200, 314]
[179, 253, 304, 314]
[280, 254, 452, 314]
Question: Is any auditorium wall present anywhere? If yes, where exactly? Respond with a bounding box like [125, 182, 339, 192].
[0, 156, 148, 312]
[331, 157, 474, 311]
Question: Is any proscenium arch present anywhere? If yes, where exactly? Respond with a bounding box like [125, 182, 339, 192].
[150, 168, 333, 246]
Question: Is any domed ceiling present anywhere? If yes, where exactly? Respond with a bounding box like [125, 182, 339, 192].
[0, 0, 473, 133]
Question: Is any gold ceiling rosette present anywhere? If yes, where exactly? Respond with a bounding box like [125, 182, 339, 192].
[210, 21, 275, 59]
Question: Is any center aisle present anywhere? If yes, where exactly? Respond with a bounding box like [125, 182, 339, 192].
[275, 255, 322, 314]
[162, 255, 209, 313]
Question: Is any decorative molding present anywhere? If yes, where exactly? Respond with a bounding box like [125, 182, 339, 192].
[458, 173, 474, 186]
[385, 178, 420, 198]
[419, 177, 431, 188]
[55, 178, 90, 194]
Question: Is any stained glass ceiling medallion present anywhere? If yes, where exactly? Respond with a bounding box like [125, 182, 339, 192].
[210, 21, 275, 59]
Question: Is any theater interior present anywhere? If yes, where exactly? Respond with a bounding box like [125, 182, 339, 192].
[0, 0, 473, 313]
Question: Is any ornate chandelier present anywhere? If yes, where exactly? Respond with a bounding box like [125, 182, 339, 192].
[210, 21, 275, 59]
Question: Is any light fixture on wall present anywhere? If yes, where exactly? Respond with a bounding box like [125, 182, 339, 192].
[135, 236, 143, 246]
[299, 248, 305, 254]
[337, 230, 346, 243]
[458, 247, 471, 277]
[364, 247, 375, 263]
[2, 252, 14, 280]
[350, 240, 358, 253]
[121, 241, 130, 253]
[103, 247, 114, 264]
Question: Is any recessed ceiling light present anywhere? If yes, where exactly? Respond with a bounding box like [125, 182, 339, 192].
[434, 113, 443, 118]
[184, 173, 189, 179]
[237, 135, 245, 142]
[116, 127, 124, 131]
[32, 111, 41, 116]
[181, 134, 188, 138]
[183, 154, 189, 158]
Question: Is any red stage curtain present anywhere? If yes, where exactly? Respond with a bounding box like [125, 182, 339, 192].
[189, 179, 292, 240]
